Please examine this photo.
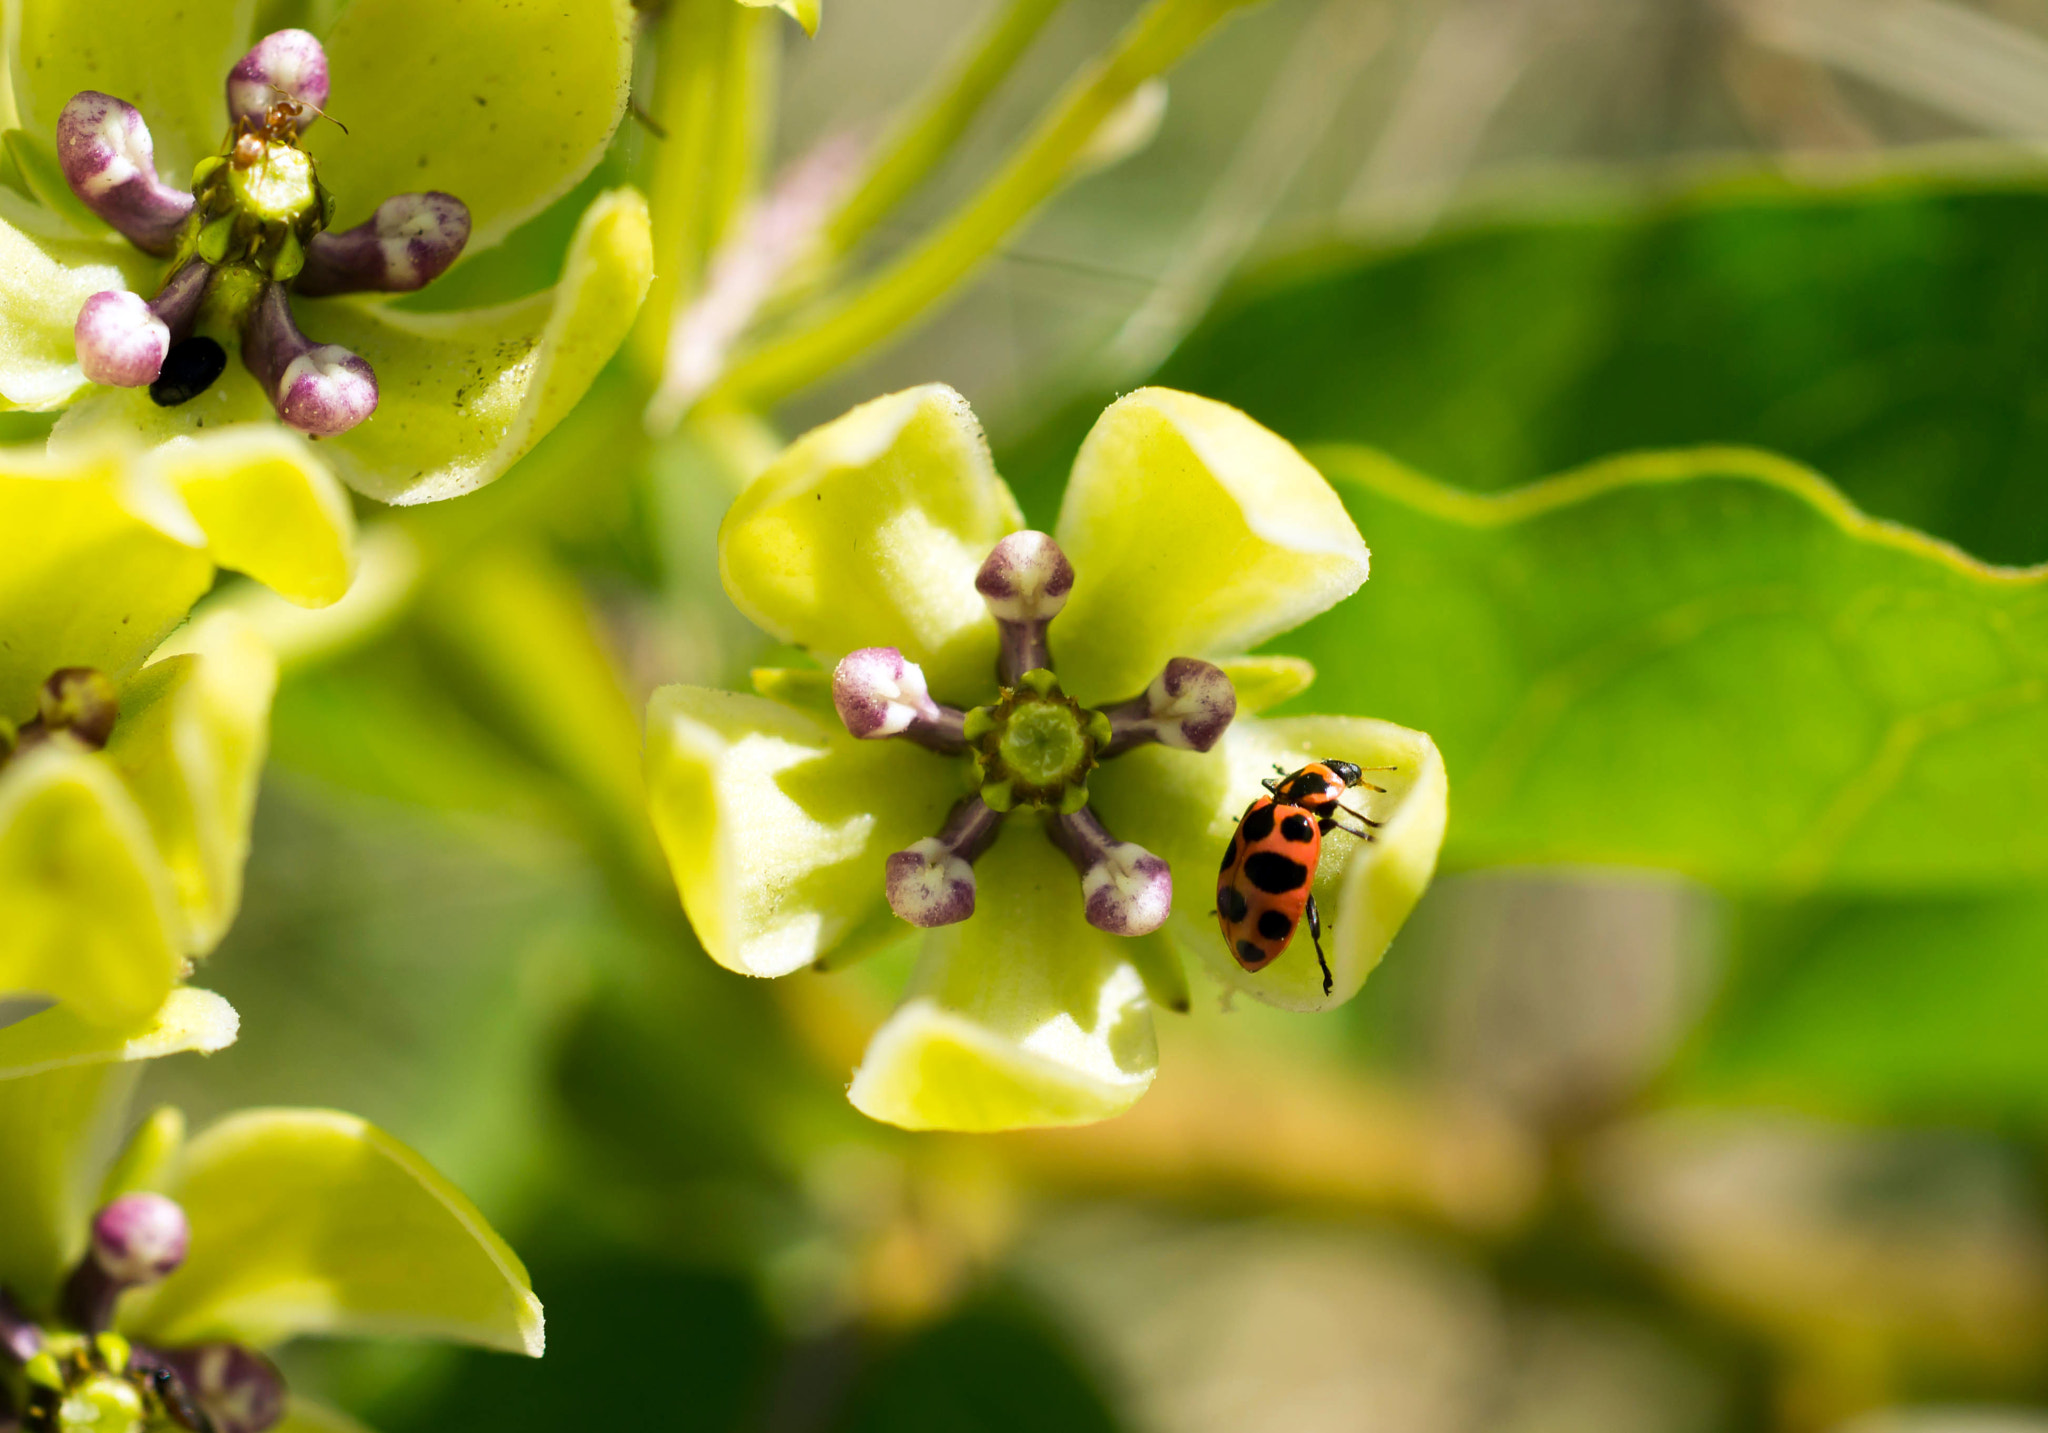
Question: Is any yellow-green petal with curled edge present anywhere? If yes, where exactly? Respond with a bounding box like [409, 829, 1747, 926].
[108, 612, 277, 955]
[301, 188, 654, 505]
[0, 988, 238, 1082]
[739, 0, 820, 36]
[1216, 654, 1316, 714]
[718, 384, 1018, 705]
[0, 741, 181, 1029]
[307, 0, 634, 250]
[1092, 714, 1448, 1013]
[7, 0, 249, 174]
[847, 829, 1158, 1131]
[0, 215, 154, 409]
[646, 684, 960, 977]
[0, 988, 238, 1311]
[121, 1109, 545, 1356]
[2, 431, 352, 717]
[1051, 388, 1370, 704]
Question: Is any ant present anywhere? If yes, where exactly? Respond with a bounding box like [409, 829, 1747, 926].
[229, 92, 347, 171]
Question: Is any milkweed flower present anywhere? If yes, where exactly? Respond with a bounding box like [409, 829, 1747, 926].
[0, 1009, 542, 1433]
[645, 385, 1448, 1131]
[0, 431, 351, 1031]
[3, 4, 650, 505]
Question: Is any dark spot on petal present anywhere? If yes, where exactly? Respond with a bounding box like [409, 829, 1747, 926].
[1257, 909, 1293, 941]
[149, 337, 226, 406]
[1281, 813, 1314, 843]
[1236, 939, 1267, 968]
[1243, 850, 1309, 895]
[1216, 886, 1248, 922]
[1239, 803, 1275, 843]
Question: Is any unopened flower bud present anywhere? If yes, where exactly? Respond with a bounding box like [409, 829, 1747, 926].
[297, 193, 471, 296]
[227, 30, 330, 131]
[55, 93, 195, 255]
[90, 1193, 189, 1284]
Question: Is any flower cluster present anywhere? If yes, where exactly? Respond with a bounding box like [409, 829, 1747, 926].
[4, 0, 649, 505]
[647, 385, 1447, 1131]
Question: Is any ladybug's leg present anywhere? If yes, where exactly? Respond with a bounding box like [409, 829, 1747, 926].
[1305, 894, 1332, 995]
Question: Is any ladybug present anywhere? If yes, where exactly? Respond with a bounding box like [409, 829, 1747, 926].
[1215, 760, 1387, 995]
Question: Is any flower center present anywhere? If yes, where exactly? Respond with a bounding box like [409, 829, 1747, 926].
[21, 1335, 147, 1433]
[189, 110, 329, 284]
[964, 669, 1112, 814]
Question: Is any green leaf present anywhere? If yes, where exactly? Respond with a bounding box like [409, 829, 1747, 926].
[738, 0, 818, 37]
[1144, 175, 2048, 568]
[122, 1108, 544, 1355]
[1676, 892, 2048, 1123]
[1286, 445, 2048, 888]
[0, 987, 238, 1310]
[305, 0, 634, 251]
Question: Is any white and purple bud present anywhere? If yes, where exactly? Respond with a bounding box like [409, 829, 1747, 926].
[831, 648, 967, 752]
[1101, 657, 1237, 757]
[156, 1344, 287, 1433]
[61, 1193, 190, 1332]
[227, 30, 330, 131]
[56, 92, 196, 255]
[90, 1194, 190, 1285]
[886, 798, 1003, 928]
[74, 260, 213, 388]
[297, 192, 471, 297]
[977, 532, 1074, 684]
[1051, 809, 1173, 937]
[241, 283, 377, 437]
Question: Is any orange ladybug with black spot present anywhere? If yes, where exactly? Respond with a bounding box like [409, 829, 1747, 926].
[1215, 760, 1385, 995]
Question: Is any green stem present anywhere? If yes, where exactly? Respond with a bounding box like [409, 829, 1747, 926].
[820, 0, 1069, 260]
[706, 0, 1260, 411]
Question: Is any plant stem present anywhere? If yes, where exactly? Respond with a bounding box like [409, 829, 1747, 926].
[705, 0, 1261, 411]
[819, 0, 1070, 261]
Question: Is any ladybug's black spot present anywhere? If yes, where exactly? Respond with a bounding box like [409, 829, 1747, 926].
[150, 336, 228, 406]
[1239, 803, 1276, 843]
[1235, 939, 1267, 967]
[1280, 813, 1314, 843]
[1216, 885, 1248, 923]
[1218, 837, 1238, 875]
[1257, 909, 1293, 941]
[1243, 849, 1309, 895]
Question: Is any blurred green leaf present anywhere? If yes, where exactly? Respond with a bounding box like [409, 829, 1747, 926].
[1147, 175, 2048, 568]
[1676, 892, 2048, 1123]
[833, 1294, 1126, 1433]
[1285, 445, 2048, 888]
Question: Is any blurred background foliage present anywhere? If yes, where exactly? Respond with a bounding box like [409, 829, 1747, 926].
[125, 0, 2048, 1428]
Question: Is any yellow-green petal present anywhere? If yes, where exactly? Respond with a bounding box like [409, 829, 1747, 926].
[738, 0, 819, 35]
[107, 612, 276, 955]
[0, 987, 239, 1310]
[272, 1400, 376, 1433]
[0, 211, 154, 409]
[307, 0, 633, 250]
[846, 827, 1158, 1131]
[1051, 388, 1370, 704]
[305, 187, 653, 505]
[2, 431, 353, 718]
[718, 384, 1018, 704]
[645, 684, 960, 977]
[0, 741, 181, 1029]
[7, 0, 250, 174]
[121, 1109, 544, 1355]
[1092, 713, 1448, 1012]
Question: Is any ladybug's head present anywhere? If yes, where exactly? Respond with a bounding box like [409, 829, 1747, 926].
[1322, 759, 1364, 791]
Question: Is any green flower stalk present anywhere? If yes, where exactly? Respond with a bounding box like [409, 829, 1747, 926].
[646, 385, 1448, 1131]
[1, 432, 353, 1032]
[0, 1015, 541, 1433]
[1, 1, 651, 504]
